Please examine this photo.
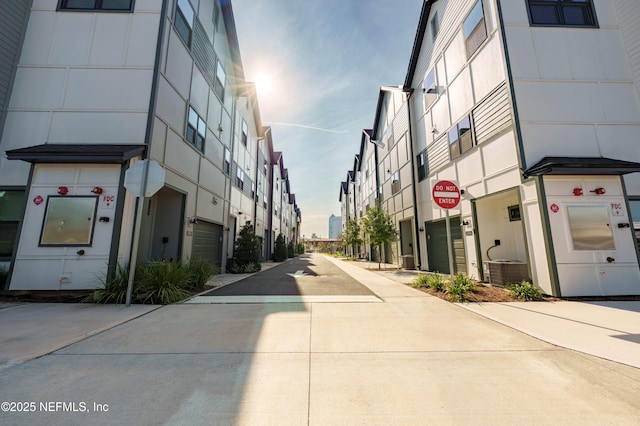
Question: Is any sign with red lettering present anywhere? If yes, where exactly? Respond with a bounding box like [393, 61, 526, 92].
[102, 195, 116, 209]
[432, 180, 460, 209]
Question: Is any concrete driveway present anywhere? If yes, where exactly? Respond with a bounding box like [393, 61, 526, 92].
[0, 253, 639, 425]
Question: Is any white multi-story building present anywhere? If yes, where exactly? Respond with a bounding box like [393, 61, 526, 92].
[341, 0, 640, 297]
[0, 0, 300, 290]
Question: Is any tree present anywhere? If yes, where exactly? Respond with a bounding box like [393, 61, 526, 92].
[231, 222, 262, 273]
[361, 207, 396, 270]
[273, 233, 288, 262]
[341, 219, 363, 258]
[287, 241, 295, 258]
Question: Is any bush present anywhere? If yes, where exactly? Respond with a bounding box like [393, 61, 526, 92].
[231, 222, 262, 274]
[287, 241, 295, 258]
[185, 257, 217, 291]
[446, 273, 475, 302]
[86, 263, 135, 304]
[411, 272, 448, 292]
[507, 280, 543, 301]
[136, 260, 191, 305]
[273, 233, 288, 262]
[411, 273, 430, 289]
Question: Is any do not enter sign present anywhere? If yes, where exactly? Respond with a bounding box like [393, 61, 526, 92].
[432, 180, 460, 209]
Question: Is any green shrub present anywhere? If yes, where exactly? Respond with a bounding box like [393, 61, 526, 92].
[411, 273, 430, 289]
[136, 260, 191, 305]
[427, 272, 447, 292]
[273, 233, 288, 262]
[185, 257, 217, 291]
[231, 222, 262, 274]
[446, 273, 475, 302]
[86, 263, 136, 304]
[507, 280, 543, 301]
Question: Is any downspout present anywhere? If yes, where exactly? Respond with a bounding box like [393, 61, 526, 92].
[404, 88, 422, 270]
[126, 0, 169, 306]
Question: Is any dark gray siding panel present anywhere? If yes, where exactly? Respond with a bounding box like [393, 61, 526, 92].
[0, 0, 31, 138]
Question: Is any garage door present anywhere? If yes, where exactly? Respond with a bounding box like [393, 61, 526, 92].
[192, 221, 223, 269]
[425, 217, 466, 275]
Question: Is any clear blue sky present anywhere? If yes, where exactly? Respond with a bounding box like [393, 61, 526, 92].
[232, 0, 423, 238]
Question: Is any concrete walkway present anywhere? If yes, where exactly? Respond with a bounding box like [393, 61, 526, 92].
[0, 254, 639, 424]
[343, 257, 640, 369]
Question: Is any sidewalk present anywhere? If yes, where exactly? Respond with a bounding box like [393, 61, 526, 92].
[343, 256, 640, 369]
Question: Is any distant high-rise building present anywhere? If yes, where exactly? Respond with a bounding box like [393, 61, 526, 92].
[328, 214, 342, 239]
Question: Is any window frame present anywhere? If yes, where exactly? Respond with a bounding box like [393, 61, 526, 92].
[241, 120, 248, 146]
[391, 171, 401, 195]
[39, 196, 98, 247]
[0, 189, 26, 259]
[215, 61, 226, 101]
[463, 0, 488, 59]
[223, 148, 231, 175]
[431, 11, 439, 42]
[58, 0, 134, 12]
[174, 0, 195, 46]
[235, 167, 245, 191]
[526, 0, 598, 28]
[185, 106, 206, 153]
[416, 149, 429, 182]
[448, 115, 474, 160]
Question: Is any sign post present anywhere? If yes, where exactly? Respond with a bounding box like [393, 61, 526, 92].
[432, 180, 461, 276]
[123, 160, 165, 307]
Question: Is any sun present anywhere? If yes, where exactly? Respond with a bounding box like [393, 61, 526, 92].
[254, 73, 272, 95]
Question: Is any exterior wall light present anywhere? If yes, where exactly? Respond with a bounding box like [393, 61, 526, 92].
[591, 187, 606, 195]
[573, 188, 583, 196]
[58, 186, 69, 195]
[91, 187, 103, 194]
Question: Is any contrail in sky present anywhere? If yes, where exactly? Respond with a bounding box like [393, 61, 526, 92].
[264, 122, 348, 134]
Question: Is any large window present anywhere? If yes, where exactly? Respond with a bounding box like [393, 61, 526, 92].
[417, 149, 428, 181]
[449, 115, 473, 160]
[58, 0, 133, 11]
[241, 120, 248, 146]
[175, 0, 195, 46]
[215, 61, 226, 101]
[186, 106, 206, 152]
[423, 68, 438, 109]
[223, 148, 231, 175]
[391, 171, 401, 195]
[431, 11, 439, 41]
[0, 190, 25, 257]
[527, 0, 597, 27]
[235, 167, 245, 190]
[463, 0, 487, 58]
[40, 196, 98, 246]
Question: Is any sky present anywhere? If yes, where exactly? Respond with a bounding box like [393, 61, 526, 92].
[231, 0, 424, 238]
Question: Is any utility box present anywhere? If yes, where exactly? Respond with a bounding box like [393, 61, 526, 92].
[485, 261, 528, 286]
[401, 255, 415, 270]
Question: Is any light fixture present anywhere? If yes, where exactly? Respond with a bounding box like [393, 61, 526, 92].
[218, 124, 223, 132]
[419, 227, 424, 232]
[573, 188, 583, 196]
[431, 127, 437, 133]
[212, 197, 218, 205]
[91, 186, 103, 195]
[591, 187, 606, 195]
[58, 186, 69, 195]
[189, 217, 198, 224]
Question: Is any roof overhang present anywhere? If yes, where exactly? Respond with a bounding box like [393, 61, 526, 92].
[5, 144, 146, 164]
[523, 157, 640, 178]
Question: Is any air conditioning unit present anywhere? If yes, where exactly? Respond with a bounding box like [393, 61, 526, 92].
[484, 261, 529, 286]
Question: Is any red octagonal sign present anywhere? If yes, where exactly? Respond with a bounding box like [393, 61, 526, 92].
[432, 180, 460, 209]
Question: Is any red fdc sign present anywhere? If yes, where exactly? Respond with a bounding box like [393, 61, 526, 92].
[432, 180, 460, 209]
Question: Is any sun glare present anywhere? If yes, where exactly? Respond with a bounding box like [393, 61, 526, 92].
[254, 73, 272, 95]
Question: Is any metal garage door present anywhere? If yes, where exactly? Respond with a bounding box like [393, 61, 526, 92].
[425, 217, 466, 275]
[192, 221, 223, 269]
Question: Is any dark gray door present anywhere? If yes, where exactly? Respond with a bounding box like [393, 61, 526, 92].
[192, 221, 224, 269]
[425, 217, 466, 275]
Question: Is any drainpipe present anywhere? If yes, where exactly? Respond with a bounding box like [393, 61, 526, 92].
[404, 88, 422, 270]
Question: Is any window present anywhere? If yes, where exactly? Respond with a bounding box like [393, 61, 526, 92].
[527, 0, 597, 27]
[58, 0, 133, 11]
[235, 167, 245, 190]
[423, 68, 438, 109]
[40, 196, 98, 246]
[417, 149, 428, 181]
[223, 148, 231, 174]
[386, 126, 394, 148]
[568, 206, 615, 250]
[448, 115, 473, 160]
[241, 120, 248, 146]
[365, 161, 369, 178]
[431, 11, 439, 41]
[391, 171, 401, 194]
[175, 0, 195, 46]
[186, 106, 206, 152]
[463, 0, 487, 58]
[0, 190, 25, 257]
[215, 61, 226, 101]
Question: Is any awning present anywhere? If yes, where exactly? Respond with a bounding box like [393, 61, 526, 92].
[5, 144, 146, 164]
[523, 156, 640, 178]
